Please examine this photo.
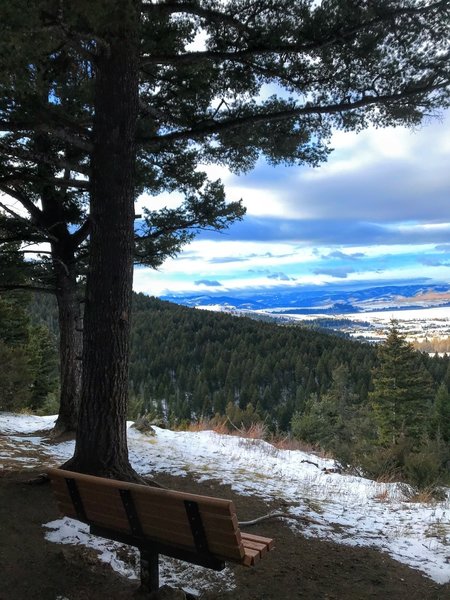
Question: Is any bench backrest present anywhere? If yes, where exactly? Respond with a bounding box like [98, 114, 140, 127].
[48, 468, 245, 564]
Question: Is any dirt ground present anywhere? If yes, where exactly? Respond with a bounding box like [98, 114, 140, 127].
[1, 466, 450, 600]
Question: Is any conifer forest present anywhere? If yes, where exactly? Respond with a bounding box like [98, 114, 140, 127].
[2, 290, 449, 489]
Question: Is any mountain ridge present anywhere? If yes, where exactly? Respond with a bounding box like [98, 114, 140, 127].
[161, 283, 450, 314]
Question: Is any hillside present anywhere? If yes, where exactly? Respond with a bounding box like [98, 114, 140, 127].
[130, 293, 379, 429]
[1, 413, 450, 599]
[26, 292, 450, 489]
[28, 291, 379, 428]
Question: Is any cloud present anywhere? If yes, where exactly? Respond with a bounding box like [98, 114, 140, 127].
[248, 268, 271, 274]
[201, 216, 450, 247]
[267, 272, 294, 281]
[208, 256, 250, 264]
[207, 251, 281, 264]
[420, 258, 450, 267]
[132, 110, 450, 296]
[323, 250, 366, 260]
[219, 113, 450, 230]
[312, 267, 356, 279]
[194, 279, 222, 287]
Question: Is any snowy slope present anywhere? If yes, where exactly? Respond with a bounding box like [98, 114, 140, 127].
[1, 413, 449, 593]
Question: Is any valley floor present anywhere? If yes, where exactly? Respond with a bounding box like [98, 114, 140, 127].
[1, 465, 449, 600]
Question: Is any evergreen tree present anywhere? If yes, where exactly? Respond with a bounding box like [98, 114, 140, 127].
[0, 290, 58, 412]
[28, 324, 59, 412]
[291, 364, 360, 451]
[369, 325, 434, 447]
[432, 382, 450, 442]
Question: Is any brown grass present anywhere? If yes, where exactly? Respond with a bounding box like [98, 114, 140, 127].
[270, 435, 318, 453]
[373, 489, 390, 503]
[180, 419, 332, 459]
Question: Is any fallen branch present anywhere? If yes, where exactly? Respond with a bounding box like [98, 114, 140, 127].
[301, 459, 320, 468]
[239, 510, 321, 528]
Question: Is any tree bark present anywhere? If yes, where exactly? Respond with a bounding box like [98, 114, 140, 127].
[65, 1, 141, 479]
[52, 260, 82, 436]
[34, 131, 83, 436]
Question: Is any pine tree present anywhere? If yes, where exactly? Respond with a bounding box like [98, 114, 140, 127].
[432, 382, 450, 442]
[28, 324, 59, 412]
[370, 325, 434, 447]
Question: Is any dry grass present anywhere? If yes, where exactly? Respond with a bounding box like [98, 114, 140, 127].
[183, 418, 268, 440]
[373, 489, 390, 503]
[375, 470, 404, 484]
[404, 486, 445, 503]
[181, 419, 331, 459]
[270, 435, 317, 453]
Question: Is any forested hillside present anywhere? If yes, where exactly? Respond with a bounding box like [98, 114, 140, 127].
[26, 291, 450, 487]
[130, 293, 378, 429]
[0, 292, 58, 413]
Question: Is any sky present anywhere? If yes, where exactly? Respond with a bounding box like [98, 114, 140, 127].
[135, 110, 450, 298]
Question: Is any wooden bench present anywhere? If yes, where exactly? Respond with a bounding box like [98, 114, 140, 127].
[48, 468, 274, 595]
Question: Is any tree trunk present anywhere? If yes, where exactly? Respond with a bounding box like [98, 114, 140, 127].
[34, 131, 83, 436]
[65, 1, 141, 479]
[52, 261, 82, 436]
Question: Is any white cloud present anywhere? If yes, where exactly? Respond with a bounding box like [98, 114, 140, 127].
[131, 109, 450, 296]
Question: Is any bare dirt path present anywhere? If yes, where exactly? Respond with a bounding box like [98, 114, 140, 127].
[0, 467, 449, 600]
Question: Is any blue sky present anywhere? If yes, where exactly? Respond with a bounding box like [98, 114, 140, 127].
[135, 110, 450, 297]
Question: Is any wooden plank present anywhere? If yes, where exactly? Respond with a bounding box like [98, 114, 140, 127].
[54, 478, 235, 521]
[55, 491, 237, 537]
[242, 539, 268, 557]
[52, 491, 245, 561]
[242, 547, 260, 567]
[134, 502, 241, 534]
[48, 468, 236, 512]
[53, 499, 79, 521]
[132, 493, 235, 521]
[241, 532, 274, 551]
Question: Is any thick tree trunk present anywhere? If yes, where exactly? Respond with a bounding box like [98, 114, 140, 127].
[65, 1, 141, 479]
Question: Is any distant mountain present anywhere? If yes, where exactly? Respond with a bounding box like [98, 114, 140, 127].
[161, 283, 450, 315]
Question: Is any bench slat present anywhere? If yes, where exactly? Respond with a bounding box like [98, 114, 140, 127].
[241, 532, 275, 551]
[53, 478, 237, 523]
[52, 485, 233, 524]
[241, 538, 268, 557]
[50, 469, 235, 510]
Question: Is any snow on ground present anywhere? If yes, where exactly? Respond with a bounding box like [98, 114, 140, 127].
[1, 413, 450, 592]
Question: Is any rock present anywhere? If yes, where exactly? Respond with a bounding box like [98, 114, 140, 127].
[132, 415, 156, 434]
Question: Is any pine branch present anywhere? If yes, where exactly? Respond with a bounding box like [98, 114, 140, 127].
[0, 189, 60, 242]
[0, 122, 92, 153]
[141, 0, 450, 69]
[0, 141, 90, 177]
[71, 218, 91, 247]
[0, 283, 56, 294]
[138, 79, 449, 146]
[142, 2, 252, 34]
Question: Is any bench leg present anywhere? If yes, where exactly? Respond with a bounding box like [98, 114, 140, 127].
[140, 549, 159, 593]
